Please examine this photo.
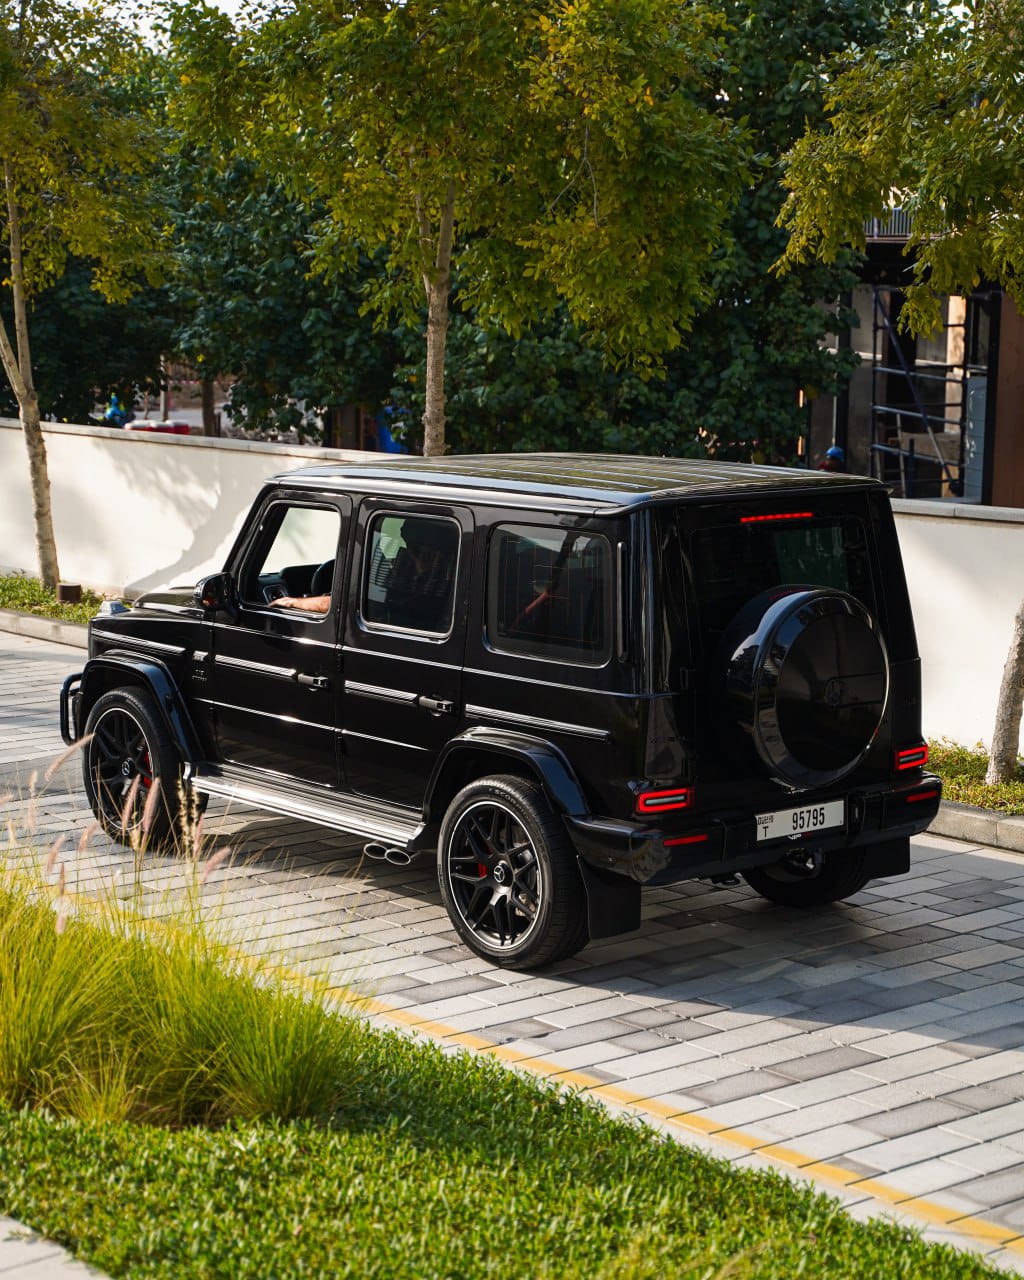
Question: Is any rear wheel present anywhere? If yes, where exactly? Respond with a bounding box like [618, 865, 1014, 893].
[83, 688, 187, 849]
[437, 775, 589, 969]
[743, 848, 872, 908]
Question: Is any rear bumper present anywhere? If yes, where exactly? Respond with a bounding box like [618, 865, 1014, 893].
[566, 774, 942, 885]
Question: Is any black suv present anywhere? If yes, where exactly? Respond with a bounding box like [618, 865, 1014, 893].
[60, 455, 941, 969]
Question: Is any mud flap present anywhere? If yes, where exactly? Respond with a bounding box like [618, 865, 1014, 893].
[576, 858, 642, 940]
[861, 836, 911, 878]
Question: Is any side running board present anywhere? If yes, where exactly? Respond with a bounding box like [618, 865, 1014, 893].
[189, 770, 422, 850]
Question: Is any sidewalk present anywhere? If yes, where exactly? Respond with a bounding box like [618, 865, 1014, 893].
[0, 1216, 108, 1279]
[2, 606, 1020, 859]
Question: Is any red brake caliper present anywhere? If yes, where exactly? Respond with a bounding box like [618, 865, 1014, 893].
[140, 749, 153, 789]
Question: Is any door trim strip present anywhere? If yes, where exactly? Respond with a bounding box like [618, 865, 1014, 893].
[464, 704, 611, 742]
[345, 680, 419, 705]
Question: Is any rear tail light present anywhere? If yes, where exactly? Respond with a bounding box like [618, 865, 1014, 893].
[637, 787, 693, 815]
[894, 743, 929, 771]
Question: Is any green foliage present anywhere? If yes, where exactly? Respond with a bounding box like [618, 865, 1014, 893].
[0, 574, 104, 625]
[0, 260, 175, 423]
[929, 740, 1024, 816]
[0, 863, 357, 1124]
[166, 0, 748, 454]
[779, 2, 1024, 334]
[166, 153, 394, 435]
[392, 0, 882, 461]
[0, 0, 166, 305]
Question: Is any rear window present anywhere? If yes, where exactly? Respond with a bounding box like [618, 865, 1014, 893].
[688, 513, 875, 639]
[487, 524, 610, 664]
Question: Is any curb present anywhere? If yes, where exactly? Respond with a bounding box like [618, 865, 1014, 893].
[0, 608, 1021, 860]
[0, 608, 87, 649]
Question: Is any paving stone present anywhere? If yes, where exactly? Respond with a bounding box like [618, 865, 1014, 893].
[857, 1099, 972, 1138]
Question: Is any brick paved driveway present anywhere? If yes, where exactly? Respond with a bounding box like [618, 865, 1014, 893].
[4, 629, 1024, 1273]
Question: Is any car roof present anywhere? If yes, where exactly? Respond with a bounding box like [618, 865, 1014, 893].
[270, 453, 878, 512]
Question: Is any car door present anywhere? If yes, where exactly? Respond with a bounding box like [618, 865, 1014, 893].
[341, 500, 472, 808]
[209, 492, 350, 788]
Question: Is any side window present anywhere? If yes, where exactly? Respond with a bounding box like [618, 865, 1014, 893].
[239, 504, 342, 611]
[487, 524, 611, 664]
[361, 513, 460, 635]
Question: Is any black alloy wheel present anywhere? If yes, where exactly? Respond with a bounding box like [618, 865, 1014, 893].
[437, 775, 588, 969]
[83, 687, 183, 847]
[743, 847, 872, 908]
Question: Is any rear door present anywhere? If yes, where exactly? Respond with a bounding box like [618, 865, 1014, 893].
[340, 500, 472, 808]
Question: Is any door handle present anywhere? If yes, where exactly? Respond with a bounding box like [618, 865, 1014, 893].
[296, 674, 330, 691]
[416, 695, 455, 715]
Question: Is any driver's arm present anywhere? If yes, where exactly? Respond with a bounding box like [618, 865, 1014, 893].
[269, 595, 331, 614]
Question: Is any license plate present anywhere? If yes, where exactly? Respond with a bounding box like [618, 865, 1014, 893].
[756, 799, 845, 843]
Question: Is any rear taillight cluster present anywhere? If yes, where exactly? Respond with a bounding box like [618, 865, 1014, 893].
[894, 743, 929, 771]
[636, 787, 692, 815]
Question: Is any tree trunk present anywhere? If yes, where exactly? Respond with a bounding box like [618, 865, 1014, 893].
[422, 279, 449, 457]
[2, 161, 61, 589]
[200, 377, 218, 436]
[987, 597, 1024, 784]
[418, 180, 456, 459]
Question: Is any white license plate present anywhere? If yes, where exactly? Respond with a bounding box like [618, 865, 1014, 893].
[756, 799, 845, 843]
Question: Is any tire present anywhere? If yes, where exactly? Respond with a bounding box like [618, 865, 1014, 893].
[720, 587, 889, 789]
[437, 774, 589, 970]
[82, 687, 187, 849]
[743, 848, 872, 908]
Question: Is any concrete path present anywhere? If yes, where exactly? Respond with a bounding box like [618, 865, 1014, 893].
[5, 630, 1024, 1276]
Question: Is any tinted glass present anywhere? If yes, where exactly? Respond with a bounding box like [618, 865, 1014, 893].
[362, 513, 459, 634]
[487, 525, 610, 664]
[690, 515, 874, 640]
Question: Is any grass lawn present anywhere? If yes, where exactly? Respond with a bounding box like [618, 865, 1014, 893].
[0, 573, 103, 626]
[0, 1042, 1006, 1280]
[929, 740, 1024, 815]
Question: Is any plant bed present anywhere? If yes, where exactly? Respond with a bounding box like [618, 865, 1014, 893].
[0, 574, 103, 627]
[929, 740, 1024, 816]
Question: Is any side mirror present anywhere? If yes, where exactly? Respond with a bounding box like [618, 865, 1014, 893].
[194, 572, 238, 618]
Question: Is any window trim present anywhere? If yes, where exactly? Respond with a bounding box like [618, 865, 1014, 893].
[236, 498, 344, 623]
[484, 522, 614, 668]
[357, 509, 463, 641]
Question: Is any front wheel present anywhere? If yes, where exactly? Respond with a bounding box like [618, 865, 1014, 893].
[743, 847, 872, 908]
[437, 775, 589, 969]
[82, 687, 190, 849]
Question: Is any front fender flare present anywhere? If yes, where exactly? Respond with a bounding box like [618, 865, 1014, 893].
[78, 653, 202, 763]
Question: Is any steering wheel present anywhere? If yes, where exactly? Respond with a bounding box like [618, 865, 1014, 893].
[310, 559, 335, 596]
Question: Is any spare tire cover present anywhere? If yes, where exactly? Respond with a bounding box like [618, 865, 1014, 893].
[721, 587, 889, 789]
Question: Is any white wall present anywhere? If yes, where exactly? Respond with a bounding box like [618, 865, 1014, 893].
[2, 418, 1022, 751]
[891, 499, 1024, 752]
[0, 419, 368, 596]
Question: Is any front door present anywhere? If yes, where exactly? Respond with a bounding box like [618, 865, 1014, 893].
[341, 500, 472, 808]
[209, 493, 350, 788]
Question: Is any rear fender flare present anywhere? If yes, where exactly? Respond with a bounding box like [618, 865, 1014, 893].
[423, 727, 589, 826]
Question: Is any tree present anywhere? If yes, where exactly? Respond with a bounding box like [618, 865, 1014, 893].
[0, 259, 175, 424]
[777, 0, 1024, 780]
[168, 0, 745, 456]
[391, 0, 886, 463]
[0, 0, 164, 588]
[166, 153, 395, 438]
